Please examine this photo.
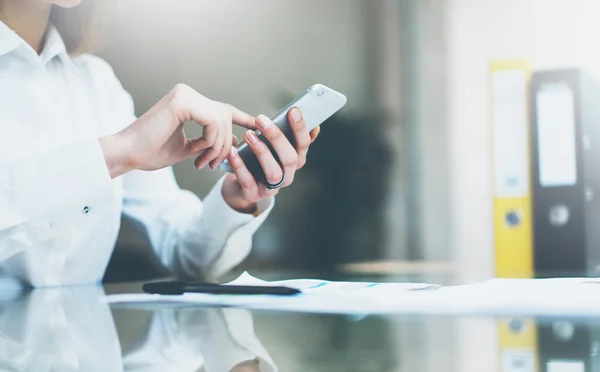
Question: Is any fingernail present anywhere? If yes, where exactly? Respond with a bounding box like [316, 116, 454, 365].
[290, 108, 302, 123]
[256, 114, 271, 130]
[229, 146, 238, 158]
[246, 130, 259, 144]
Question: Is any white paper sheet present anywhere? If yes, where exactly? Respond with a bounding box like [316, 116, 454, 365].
[106, 273, 600, 316]
[107, 272, 439, 314]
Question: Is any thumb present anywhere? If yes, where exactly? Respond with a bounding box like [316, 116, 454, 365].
[187, 136, 211, 154]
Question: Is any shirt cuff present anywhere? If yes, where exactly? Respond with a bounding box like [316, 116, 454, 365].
[200, 176, 274, 280]
[6, 139, 115, 222]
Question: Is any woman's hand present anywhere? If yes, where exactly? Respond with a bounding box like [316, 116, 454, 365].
[231, 360, 260, 372]
[99, 84, 257, 178]
[221, 108, 320, 214]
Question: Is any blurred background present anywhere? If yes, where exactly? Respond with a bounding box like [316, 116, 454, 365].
[99, 0, 600, 283]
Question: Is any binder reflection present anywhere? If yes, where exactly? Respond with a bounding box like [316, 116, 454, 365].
[497, 317, 593, 372]
[498, 317, 537, 372]
[538, 320, 589, 372]
[0, 287, 275, 372]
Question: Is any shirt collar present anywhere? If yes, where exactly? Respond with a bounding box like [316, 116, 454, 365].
[0, 20, 79, 71]
[40, 24, 67, 64]
[0, 20, 23, 57]
[42, 24, 81, 72]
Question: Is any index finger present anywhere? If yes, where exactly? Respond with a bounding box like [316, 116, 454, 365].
[227, 104, 258, 130]
[228, 146, 259, 196]
[310, 126, 321, 143]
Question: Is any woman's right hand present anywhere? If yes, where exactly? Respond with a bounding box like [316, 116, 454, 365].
[99, 84, 257, 178]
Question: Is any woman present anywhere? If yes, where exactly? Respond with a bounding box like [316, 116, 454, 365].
[0, 0, 319, 287]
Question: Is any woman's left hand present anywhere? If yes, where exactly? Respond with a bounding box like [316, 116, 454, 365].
[221, 108, 320, 214]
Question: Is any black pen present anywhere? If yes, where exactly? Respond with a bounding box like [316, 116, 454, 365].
[142, 280, 301, 296]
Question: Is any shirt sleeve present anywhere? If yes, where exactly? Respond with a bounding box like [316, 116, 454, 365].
[121, 168, 273, 280]
[0, 139, 116, 263]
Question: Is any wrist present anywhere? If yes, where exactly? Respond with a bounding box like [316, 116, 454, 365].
[224, 195, 259, 215]
[99, 132, 135, 178]
[221, 182, 259, 215]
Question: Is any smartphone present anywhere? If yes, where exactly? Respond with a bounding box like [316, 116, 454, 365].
[218, 84, 348, 180]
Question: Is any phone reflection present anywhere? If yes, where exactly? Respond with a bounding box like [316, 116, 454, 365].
[0, 286, 276, 372]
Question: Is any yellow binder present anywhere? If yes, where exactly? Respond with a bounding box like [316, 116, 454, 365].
[490, 60, 533, 279]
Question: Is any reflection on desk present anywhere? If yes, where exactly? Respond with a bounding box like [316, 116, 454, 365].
[2, 277, 600, 372]
[0, 286, 275, 372]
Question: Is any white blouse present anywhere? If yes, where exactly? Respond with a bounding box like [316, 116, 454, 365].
[0, 22, 272, 287]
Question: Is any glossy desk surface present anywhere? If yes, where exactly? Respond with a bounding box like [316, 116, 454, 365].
[1, 267, 598, 372]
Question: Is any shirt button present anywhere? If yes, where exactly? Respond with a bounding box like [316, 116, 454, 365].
[83, 206, 90, 214]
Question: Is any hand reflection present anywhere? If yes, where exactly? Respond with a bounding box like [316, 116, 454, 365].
[122, 307, 276, 372]
[0, 287, 276, 372]
[231, 359, 260, 372]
